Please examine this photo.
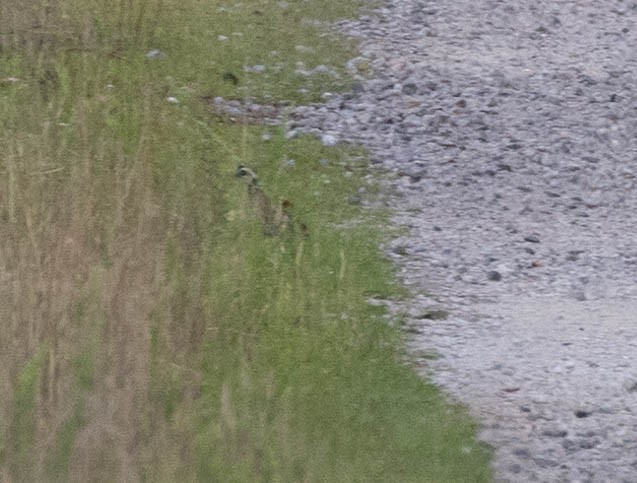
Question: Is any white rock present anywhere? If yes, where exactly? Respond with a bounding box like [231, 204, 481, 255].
[145, 49, 165, 59]
[244, 64, 266, 73]
[285, 129, 299, 140]
[320, 134, 338, 146]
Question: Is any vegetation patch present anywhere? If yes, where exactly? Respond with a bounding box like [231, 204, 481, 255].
[6, 351, 44, 482]
[0, 0, 492, 481]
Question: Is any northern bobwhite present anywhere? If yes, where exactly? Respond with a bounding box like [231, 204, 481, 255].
[235, 165, 292, 236]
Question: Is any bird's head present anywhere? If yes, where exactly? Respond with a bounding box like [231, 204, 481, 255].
[235, 165, 258, 185]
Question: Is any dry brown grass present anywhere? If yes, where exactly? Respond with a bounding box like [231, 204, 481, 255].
[0, 2, 178, 473]
[0, 0, 63, 55]
[0, 89, 168, 481]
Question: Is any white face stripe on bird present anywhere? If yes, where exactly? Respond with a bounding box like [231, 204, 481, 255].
[235, 165, 258, 185]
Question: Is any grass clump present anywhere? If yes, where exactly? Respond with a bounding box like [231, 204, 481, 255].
[5, 351, 45, 482]
[0, 0, 492, 482]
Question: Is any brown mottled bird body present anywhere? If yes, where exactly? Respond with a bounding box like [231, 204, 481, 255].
[235, 165, 292, 236]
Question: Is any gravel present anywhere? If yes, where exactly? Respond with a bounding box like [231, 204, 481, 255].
[291, 1, 637, 481]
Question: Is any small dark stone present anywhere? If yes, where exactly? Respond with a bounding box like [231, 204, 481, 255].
[433, 226, 442, 232]
[408, 172, 423, 182]
[519, 206, 532, 215]
[487, 270, 502, 281]
[542, 428, 568, 438]
[402, 83, 418, 95]
[222, 72, 240, 85]
[579, 74, 597, 86]
[512, 448, 531, 459]
[425, 81, 438, 91]
[574, 291, 587, 301]
[625, 382, 637, 393]
[524, 247, 535, 255]
[524, 235, 541, 243]
[416, 310, 449, 320]
[534, 457, 559, 468]
[392, 245, 409, 256]
[610, 93, 618, 102]
[574, 409, 591, 418]
[455, 99, 467, 108]
[578, 438, 598, 449]
[351, 82, 365, 94]
[562, 438, 576, 450]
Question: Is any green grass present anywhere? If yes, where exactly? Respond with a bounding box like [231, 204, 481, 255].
[45, 400, 86, 482]
[0, 0, 492, 481]
[6, 351, 44, 482]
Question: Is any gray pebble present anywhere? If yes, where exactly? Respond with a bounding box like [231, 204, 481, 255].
[542, 428, 569, 438]
[321, 134, 338, 146]
[288, 1, 637, 481]
[402, 83, 418, 95]
[524, 235, 541, 243]
[487, 270, 502, 281]
[285, 129, 300, 140]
